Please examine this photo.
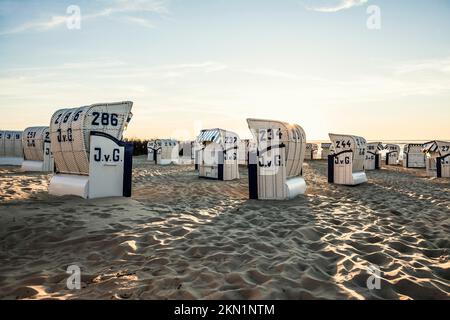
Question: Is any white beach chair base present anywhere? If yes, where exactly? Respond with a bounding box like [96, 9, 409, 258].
[285, 177, 307, 199]
[0, 157, 23, 166]
[352, 172, 368, 185]
[49, 174, 90, 198]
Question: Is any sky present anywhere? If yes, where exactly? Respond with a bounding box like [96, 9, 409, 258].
[0, 0, 449, 141]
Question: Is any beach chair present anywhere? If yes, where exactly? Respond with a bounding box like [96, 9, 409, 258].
[147, 140, 158, 163]
[321, 142, 332, 160]
[384, 144, 400, 166]
[196, 128, 240, 181]
[21, 126, 54, 172]
[178, 141, 194, 165]
[247, 119, 307, 200]
[403, 143, 426, 169]
[305, 143, 319, 160]
[0, 130, 23, 166]
[48, 101, 134, 199]
[364, 142, 383, 170]
[328, 133, 368, 185]
[147, 139, 179, 165]
[423, 141, 450, 178]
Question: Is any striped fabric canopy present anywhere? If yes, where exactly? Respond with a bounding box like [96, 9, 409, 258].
[423, 141, 450, 156]
[196, 128, 238, 145]
[196, 129, 222, 144]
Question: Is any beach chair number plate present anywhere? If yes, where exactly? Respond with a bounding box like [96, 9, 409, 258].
[336, 140, 352, 149]
[26, 131, 37, 147]
[224, 136, 238, 144]
[259, 128, 282, 141]
[91, 112, 119, 126]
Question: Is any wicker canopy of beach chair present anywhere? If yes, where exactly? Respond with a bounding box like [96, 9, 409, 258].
[48, 101, 134, 199]
[423, 140, 450, 178]
[403, 143, 426, 169]
[195, 128, 240, 181]
[0, 130, 23, 166]
[385, 144, 401, 166]
[247, 118, 307, 200]
[328, 133, 368, 185]
[320, 142, 332, 160]
[21, 126, 54, 172]
[147, 139, 179, 165]
[365, 142, 383, 171]
[305, 143, 319, 160]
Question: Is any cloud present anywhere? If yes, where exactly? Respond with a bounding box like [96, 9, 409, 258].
[162, 62, 228, 73]
[304, 0, 368, 13]
[0, 0, 168, 35]
[394, 57, 450, 74]
[0, 60, 229, 84]
[0, 15, 68, 35]
[122, 16, 155, 28]
[2, 57, 450, 117]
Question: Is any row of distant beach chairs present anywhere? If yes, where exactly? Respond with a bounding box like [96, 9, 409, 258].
[0, 101, 449, 200]
[148, 139, 432, 168]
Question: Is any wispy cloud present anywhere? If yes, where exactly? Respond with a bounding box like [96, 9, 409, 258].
[0, 60, 229, 84]
[304, 0, 368, 13]
[241, 67, 332, 83]
[163, 62, 228, 73]
[0, 0, 168, 35]
[394, 57, 450, 74]
[3, 57, 449, 105]
[0, 15, 68, 35]
[122, 16, 155, 28]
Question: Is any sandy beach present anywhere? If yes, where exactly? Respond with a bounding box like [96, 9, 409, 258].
[0, 156, 448, 300]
